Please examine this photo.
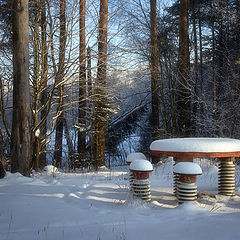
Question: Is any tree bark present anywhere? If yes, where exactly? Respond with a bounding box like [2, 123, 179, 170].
[63, 117, 74, 157]
[93, 0, 108, 169]
[11, 0, 31, 176]
[198, 5, 204, 135]
[39, 0, 48, 169]
[211, 3, 217, 130]
[176, 0, 191, 137]
[235, 0, 240, 93]
[87, 47, 94, 163]
[192, 0, 198, 135]
[150, 0, 160, 141]
[78, 0, 86, 161]
[32, 1, 41, 171]
[216, 0, 227, 116]
[0, 161, 6, 179]
[0, 127, 6, 178]
[53, 0, 66, 168]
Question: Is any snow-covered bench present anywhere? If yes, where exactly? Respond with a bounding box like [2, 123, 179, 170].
[150, 138, 240, 196]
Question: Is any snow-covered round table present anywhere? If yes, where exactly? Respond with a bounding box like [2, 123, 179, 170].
[150, 138, 240, 196]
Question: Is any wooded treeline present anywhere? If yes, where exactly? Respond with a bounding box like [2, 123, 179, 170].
[0, 0, 239, 176]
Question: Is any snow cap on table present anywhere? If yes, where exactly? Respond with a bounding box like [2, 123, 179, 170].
[126, 152, 146, 164]
[174, 162, 202, 175]
[130, 159, 153, 171]
[150, 137, 240, 153]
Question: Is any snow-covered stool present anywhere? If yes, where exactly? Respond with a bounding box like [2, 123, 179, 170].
[150, 138, 240, 196]
[129, 159, 153, 202]
[126, 153, 147, 191]
[174, 162, 202, 204]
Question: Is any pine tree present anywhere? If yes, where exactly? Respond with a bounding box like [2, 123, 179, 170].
[176, 0, 191, 137]
[93, 0, 109, 169]
[53, 0, 66, 168]
[150, 0, 160, 140]
[78, 0, 87, 161]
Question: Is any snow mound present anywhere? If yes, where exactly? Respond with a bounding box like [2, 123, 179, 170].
[98, 166, 109, 171]
[4, 172, 32, 183]
[150, 137, 240, 152]
[43, 165, 59, 175]
[176, 202, 207, 213]
[126, 152, 146, 164]
[124, 194, 149, 209]
[174, 162, 202, 175]
[130, 159, 153, 171]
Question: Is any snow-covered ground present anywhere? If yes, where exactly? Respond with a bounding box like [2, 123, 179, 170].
[1, 158, 240, 240]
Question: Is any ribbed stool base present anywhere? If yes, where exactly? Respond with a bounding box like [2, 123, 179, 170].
[177, 182, 197, 204]
[132, 179, 151, 202]
[129, 171, 134, 191]
[174, 173, 179, 196]
[219, 158, 235, 196]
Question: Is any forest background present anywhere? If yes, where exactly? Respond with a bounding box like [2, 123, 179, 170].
[0, 0, 240, 176]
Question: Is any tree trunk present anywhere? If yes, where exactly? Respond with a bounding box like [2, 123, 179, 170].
[11, 0, 31, 176]
[78, 0, 86, 161]
[235, 0, 240, 93]
[192, 0, 198, 135]
[87, 47, 94, 163]
[176, 0, 191, 137]
[0, 127, 6, 178]
[32, 1, 41, 171]
[93, 0, 108, 169]
[0, 161, 6, 179]
[217, 0, 225, 104]
[54, 0, 66, 168]
[150, 0, 160, 141]
[211, 3, 217, 131]
[31, 0, 48, 171]
[0, 76, 10, 138]
[214, 0, 226, 136]
[198, 5, 204, 135]
[39, 0, 48, 169]
[32, 132, 40, 171]
[63, 117, 74, 157]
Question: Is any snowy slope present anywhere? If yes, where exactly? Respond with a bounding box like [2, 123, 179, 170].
[1, 158, 240, 240]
